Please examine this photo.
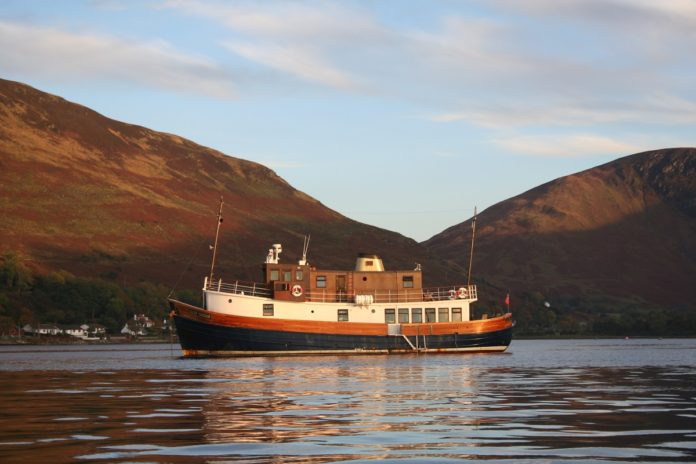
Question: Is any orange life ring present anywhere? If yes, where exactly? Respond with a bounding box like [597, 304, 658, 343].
[458, 287, 469, 299]
[291, 284, 303, 297]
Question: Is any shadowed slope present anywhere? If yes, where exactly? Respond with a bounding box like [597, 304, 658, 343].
[424, 148, 696, 309]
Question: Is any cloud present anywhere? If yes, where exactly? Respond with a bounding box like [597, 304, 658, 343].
[164, 0, 385, 91]
[222, 41, 359, 91]
[0, 20, 234, 98]
[493, 134, 643, 157]
[432, 95, 696, 128]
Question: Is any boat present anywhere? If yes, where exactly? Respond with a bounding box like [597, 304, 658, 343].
[169, 203, 513, 357]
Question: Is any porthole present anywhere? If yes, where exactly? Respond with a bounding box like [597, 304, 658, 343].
[362, 276, 367, 281]
[228, 299, 232, 303]
[371, 309, 375, 313]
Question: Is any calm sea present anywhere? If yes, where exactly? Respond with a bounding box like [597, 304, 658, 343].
[1, 339, 695, 463]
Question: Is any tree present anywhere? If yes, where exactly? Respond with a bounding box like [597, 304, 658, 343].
[0, 252, 33, 293]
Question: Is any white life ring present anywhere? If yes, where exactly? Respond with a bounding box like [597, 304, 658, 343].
[291, 284, 303, 297]
[458, 287, 469, 299]
[448, 289, 457, 300]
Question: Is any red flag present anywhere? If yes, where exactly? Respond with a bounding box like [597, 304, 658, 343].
[504, 293, 510, 306]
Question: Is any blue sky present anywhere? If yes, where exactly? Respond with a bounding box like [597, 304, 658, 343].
[1, 0, 694, 241]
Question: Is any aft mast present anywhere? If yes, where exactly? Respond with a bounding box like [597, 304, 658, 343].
[467, 206, 477, 287]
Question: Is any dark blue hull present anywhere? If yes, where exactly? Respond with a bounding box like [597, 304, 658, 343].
[173, 314, 513, 356]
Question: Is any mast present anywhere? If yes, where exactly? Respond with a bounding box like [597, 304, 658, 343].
[209, 196, 224, 284]
[467, 206, 477, 287]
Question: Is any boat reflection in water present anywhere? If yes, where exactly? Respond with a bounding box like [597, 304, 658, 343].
[2, 340, 696, 463]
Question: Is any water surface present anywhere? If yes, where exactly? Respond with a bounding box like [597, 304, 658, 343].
[1, 339, 695, 463]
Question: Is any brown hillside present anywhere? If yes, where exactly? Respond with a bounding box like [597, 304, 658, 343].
[424, 148, 696, 310]
[0, 78, 451, 287]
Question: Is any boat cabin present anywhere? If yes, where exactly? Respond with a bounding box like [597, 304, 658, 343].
[263, 244, 423, 303]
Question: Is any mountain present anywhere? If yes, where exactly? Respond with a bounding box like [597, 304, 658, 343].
[424, 148, 696, 314]
[2, 77, 694, 335]
[0, 78, 451, 288]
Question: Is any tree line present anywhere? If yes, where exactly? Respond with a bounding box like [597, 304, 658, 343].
[2, 251, 694, 338]
[0, 251, 199, 336]
[476, 288, 696, 337]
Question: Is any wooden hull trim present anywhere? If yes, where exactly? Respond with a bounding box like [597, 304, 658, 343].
[170, 299, 513, 357]
[170, 299, 512, 337]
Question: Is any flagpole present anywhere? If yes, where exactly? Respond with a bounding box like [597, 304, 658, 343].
[466, 206, 477, 287]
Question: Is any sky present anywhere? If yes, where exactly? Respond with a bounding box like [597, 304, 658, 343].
[1, 0, 694, 241]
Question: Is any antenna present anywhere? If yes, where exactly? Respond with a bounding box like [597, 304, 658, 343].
[209, 196, 224, 284]
[299, 234, 311, 265]
[467, 206, 477, 287]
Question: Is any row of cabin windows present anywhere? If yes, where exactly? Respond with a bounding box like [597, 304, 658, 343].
[263, 304, 350, 321]
[386, 307, 462, 324]
[269, 269, 304, 282]
[262, 304, 462, 323]
[313, 275, 415, 288]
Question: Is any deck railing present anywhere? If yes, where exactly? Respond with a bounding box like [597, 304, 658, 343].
[204, 277, 477, 304]
[204, 278, 273, 298]
[305, 285, 477, 304]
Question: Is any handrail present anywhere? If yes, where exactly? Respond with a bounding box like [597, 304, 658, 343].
[204, 279, 272, 298]
[305, 285, 477, 304]
[204, 279, 477, 304]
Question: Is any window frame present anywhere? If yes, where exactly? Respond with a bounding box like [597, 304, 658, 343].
[425, 308, 436, 322]
[385, 308, 396, 324]
[263, 304, 274, 316]
[398, 308, 410, 323]
[411, 308, 423, 323]
[337, 309, 349, 322]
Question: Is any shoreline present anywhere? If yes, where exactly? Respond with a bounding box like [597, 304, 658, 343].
[0, 335, 178, 345]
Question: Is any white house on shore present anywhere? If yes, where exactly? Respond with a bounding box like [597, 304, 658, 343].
[21, 323, 108, 339]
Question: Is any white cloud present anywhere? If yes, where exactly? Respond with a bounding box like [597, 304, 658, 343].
[164, 0, 384, 91]
[493, 134, 643, 157]
[432, 95, 696, 128]
[222, 41, 359, 91]
[0, 20, 234, 98]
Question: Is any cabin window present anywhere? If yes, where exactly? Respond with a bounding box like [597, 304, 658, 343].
[270, 269, 279, 281]
[316, 276, 327, 288]
[385, 308, 396, 324]
[283, 271, 292, 282]
[398, 308, 409, 323]
[425, 308, 436, 322]
[337, 309, 349, 321]
[411, 308, 423, 323]
[295, 270, 303, 281]
[438, 307, 450, 322]
[402, 276, 414, 288]
[263, 304, 274, 316]
[275, 282, 289, 291]
[366, 260, 374, 267]
[452, 307, 462, 322]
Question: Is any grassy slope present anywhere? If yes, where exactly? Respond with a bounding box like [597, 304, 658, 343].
[0, 78, 454, 288]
